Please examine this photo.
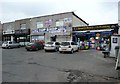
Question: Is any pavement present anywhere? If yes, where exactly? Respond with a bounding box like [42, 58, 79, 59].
[2, 47, 120, 82]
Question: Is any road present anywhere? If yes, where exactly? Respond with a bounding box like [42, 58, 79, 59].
[2, 47, 120, 82]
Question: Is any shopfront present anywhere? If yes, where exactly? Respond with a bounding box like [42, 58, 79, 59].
[72, 24, 119, 50]
[2, 30, 15, 42]
[15, 29, 30, 46]
[31, 26, 71, 43]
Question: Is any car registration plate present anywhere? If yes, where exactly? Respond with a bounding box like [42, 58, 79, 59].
[62, 49, 66, 50]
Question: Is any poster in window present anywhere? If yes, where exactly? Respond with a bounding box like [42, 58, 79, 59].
[113, 38, 117, 43]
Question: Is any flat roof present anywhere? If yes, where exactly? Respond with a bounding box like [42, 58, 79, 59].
[32, 11, 89, 25]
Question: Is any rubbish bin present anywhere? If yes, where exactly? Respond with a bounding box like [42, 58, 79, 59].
[115, 46, 120, 59]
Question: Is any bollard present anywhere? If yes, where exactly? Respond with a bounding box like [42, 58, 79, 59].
[115, 46, 120, 59]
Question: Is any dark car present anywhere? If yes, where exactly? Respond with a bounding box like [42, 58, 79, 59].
[25, 42, 44, 51]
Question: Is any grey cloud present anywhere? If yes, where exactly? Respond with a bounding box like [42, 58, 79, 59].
[1, 0, 119, 25]
[1, 1, 58, 17]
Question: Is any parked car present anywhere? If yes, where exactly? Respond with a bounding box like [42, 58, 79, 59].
[44, 42, 60, 52]
[2, 41, 20, 49]
[59, 41, 79, 54]
[25, 42, 44, 51]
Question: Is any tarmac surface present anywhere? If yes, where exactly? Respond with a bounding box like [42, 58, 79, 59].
[2, 47, 120, 82]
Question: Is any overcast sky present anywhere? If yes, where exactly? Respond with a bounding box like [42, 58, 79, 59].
[0, 0, 119, 25]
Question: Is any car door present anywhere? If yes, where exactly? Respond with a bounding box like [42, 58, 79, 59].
[8, 41, 13, 47]
[35, 42, 38, 48]
[72, 42, 78, 51]
[74, 43, 78, 50]
[13, 41, 17, 48]
[71, 42, 76, 51]
[37, 42, 42, 49]
[13, 42, 17, 48]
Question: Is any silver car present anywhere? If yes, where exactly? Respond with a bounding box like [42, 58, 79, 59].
[44, 42, 60, 52]
[2, 41, 20, 49]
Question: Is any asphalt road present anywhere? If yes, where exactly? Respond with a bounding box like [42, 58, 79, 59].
[2, 47, 120, 82]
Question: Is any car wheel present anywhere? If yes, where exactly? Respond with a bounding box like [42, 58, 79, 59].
[76, 48, 79, 52]
[27, 49, 30, 51]
[8, 46, 11, 49]
[55, 48, 58, 52]
[36, 48, 39, 51]
[45, 50, 47, 52]
[71, 49, 74, 54]
[59, 51, 62, 53]
[18, 45, 20, 48]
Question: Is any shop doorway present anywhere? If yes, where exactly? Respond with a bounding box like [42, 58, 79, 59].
[50, 36, 56, 42]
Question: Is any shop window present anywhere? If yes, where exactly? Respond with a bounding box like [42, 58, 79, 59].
[20, 23, 26, 29]
[45, 19, 53, 27]
[51, 36, 56, 42]
[31, 35, 44, 42]
[56, 20, 64, 27]
[36, 21, 43, 28]
[64, 18, 72, 27]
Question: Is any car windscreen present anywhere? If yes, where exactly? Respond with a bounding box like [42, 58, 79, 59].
[46, 42, 53, 45]
[3, 41, 8, 44]
[61, 42, 70, 46]
[27, 43, 35, 46]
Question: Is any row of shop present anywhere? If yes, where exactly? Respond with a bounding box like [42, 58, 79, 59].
[2, 12, 119, 50]
[3, 23, 119, 50]
[2, 12, 88, 46]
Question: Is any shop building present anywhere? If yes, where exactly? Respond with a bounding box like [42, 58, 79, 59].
[30, 12, 88, 43]
[2, 19, 31, 46]
[2, 21, 15, 42]
[73, 24, 119, 49]
[14, 18, 30, 46]
[2, 12, 88, 45]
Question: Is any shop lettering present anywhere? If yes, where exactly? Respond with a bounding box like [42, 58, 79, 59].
[73, 25, 112, 31]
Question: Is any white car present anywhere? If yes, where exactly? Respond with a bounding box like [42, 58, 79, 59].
[2, 41, 20, 49]
[44, 42, 60, 52]
[59, 41, 79, 54]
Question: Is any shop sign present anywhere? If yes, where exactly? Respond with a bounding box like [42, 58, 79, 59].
[73, 24, 118, 31]
[45, 19, 53, 27]
[31, 28, 48, 34]
[96, 33, 100, 37]
[113, 38, 117, 43]
[15, 29, 30, 35]
[64, 18, 72, 27]
[49, 26, 66, 33]
[3, 30, 14, 35]
[31, 29, 39, 33]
